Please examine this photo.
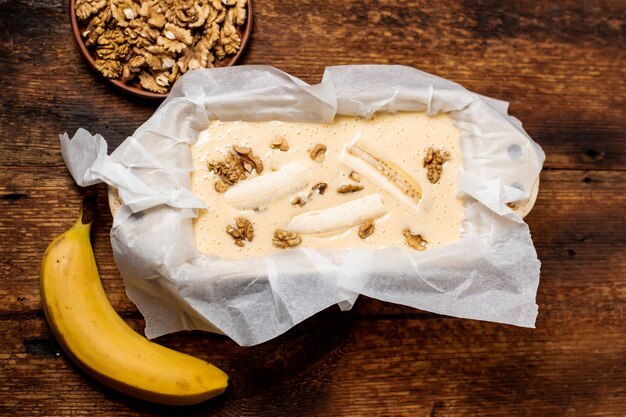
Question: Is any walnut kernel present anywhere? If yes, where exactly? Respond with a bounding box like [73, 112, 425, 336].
[348, 171, 360, 182]
[270, 136, 289, 152]
[139, 71, 167, 93]
[273, 230, 302, 249]
[312, 183, 328, 195]
[291, 195, 309, 207]
[75, 0, 107, 20]
[309, 144, 327, 162]
[403, 229, 427, 251]
[226, 217, 253, 247]
[423, 147, 450, 184]
[337, 184, 364, 193]
[358, 219, 375, 239]
[95, 59, 123, 78]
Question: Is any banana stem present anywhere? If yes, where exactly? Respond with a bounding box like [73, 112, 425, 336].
[80, 195, 98, 226]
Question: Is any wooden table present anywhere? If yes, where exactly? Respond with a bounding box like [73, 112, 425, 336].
[1, 0, 625, 415]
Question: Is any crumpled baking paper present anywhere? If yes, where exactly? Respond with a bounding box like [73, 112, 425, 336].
[60, 65, 545, 346]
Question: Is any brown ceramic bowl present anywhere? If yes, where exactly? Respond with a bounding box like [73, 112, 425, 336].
[70, 0, 253, 99]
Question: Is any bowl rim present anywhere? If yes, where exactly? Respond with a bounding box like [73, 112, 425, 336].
[69, 0, 253, 100]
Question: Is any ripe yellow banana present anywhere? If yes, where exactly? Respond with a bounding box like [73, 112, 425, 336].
[40, 196, 228, 405]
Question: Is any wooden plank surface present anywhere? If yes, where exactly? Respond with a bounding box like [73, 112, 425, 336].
[0, 0, 625, 415]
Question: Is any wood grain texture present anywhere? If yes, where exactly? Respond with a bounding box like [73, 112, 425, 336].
[0, 0, 625, 415]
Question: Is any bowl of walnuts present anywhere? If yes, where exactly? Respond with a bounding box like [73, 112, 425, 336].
[70, 0, 252, 99]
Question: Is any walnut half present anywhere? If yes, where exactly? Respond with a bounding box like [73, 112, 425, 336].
[423, 147, 450, 184]
[226, 217, 254, 247]
[273, 230, 302, 249]
[95, 59, 123, 78]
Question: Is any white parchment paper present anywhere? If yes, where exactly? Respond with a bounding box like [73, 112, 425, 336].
[60, 65, 544, 346]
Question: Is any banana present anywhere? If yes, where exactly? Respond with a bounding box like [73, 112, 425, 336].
[40, 197, 228, 406]
[286, 193, 387, 235]
[340, 144, 422, 208]
[224, 160, 315, 209]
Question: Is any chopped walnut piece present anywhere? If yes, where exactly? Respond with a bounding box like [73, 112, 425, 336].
[110, 0, 139, 28]
[98, 27, 126, 44]
[214, 179, 229, 193]
[85, 25, 105, 47]
[403, 229, 427, 251]
[166, 64, 180, 83]
[337, 184, 364, 193]
[208, 161, 240, 191]
[234, 0, 247, 25]
[124, 22, 159, 49]
[219, 7, 241, 55]
[164, 0, 209, 27]
[188, 4, 211, 28]
[95, 28, 130, 60]
[226, 217, 254, 247]
[75, 0, 107, 20]
[162, 57, 176, 69]
[210, 0, 224, 11]
[138, 0, 156, 18]
[423, 147, 450, 184]
[273, 230, 302, 249]
[270, 136, 289, 151]
[123, 7, 136, 20]
[232, 145, 263, 174]
[177, 44, 194, 72]
[311, 183, 327, 195]
[291, 195, 308, 207]
[293, 182, 328, 206]
[232, 145, 250, 154]
[147, 13, 167, 29]
[205, 5, 224, 31]
[348, 171, 360, 182]
[121, 55, 145, 82]
[186, 25, 219, 70]
[154, 71, 171, 87]
[144, 44, 169, 55]
[95, 59, 123, 78]
[163, 23, 193, 45]
[223, 153, 246, 179]
[157, 35, 187, 53]
[138, 71, 168, 93]
[214, 44, 226, 60]
[83, 7, 111, 46]
[358, 219, 375, 239]
[309, 144, 327, 162]
[141, 52, 164, 71]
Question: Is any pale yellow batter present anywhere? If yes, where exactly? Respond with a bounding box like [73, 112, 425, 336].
[190, 112, 464, 260]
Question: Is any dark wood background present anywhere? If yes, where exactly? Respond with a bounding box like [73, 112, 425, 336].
[1, 0, 625, 415]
